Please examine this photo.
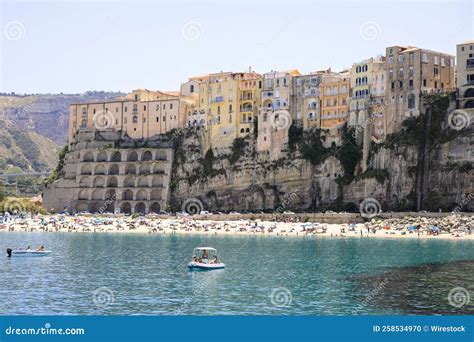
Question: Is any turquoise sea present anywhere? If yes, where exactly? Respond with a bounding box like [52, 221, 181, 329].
[1, 232, 473, 315]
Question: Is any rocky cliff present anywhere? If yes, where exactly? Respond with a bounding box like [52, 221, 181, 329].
[169, 93, 473, 213]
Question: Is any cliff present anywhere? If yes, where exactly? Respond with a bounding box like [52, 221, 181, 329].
[170, 93, 473, 213]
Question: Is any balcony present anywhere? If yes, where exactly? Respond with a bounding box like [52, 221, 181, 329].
[240, 106, 253, 112]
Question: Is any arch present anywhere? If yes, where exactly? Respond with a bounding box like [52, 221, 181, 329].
[134, 202, 146, 214]
[75, 201, 88, 212]
[110, 151, 122, 162]
[80, 164, 92, 175]
[91, 189, 103, 200]
[263, 99, 272, 108]
[152, 175, 163, 187]
[136, 189, 148, 201]
[78, 189, 89, 200]
[105, 189, 116, 201]
[125, 164, 137, 175]
[464, 88, 474, 98]
[122, 189, 134, 200]
[464, 100, 474, 109]
[127, 151, 139, 162]
[137, 176, 149, 187]
[123, 176, 135, 187]
[94, 164, 106, 175]
[96, 151, 108, 162]
[79, 176, 90, 188]
[107, 176, 118, 188]
[153, 163, 165, 174]
[156, 151, 167, 161]
[349, 112, 357, 126]
[83, 151, 94, 162]
[92, 176, 106, 188]
[109, 164, 119, 175]
[150, 189, 162, 200]
[139, 164, 150, 175]
[142, 150, 153, 161]
[90, 202, 103, 213]
[149, 202, 161, 213]
[358, 110, 366, 126]
[104, 202, 115, 213]
[120, 202, 132, 215]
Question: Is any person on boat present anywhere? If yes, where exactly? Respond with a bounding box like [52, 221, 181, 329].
[26, 246, 31, 251]
[202, 250, 209, 260]
[37, 245, 45, 251]
[211, 256, 219, 264]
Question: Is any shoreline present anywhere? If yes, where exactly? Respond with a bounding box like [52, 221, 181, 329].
[1, 215, 473, 241]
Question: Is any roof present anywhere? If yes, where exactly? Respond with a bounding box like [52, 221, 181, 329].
[194, 247, 216, 251]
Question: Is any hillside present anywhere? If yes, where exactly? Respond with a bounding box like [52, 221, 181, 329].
[0, 120, 59, 173]
[0, 91, 124, 146]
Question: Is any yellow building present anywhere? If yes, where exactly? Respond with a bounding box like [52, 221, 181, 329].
[349, 57, 385, 132]
[198, 70, 262, 148]
[320, 70, 350, 129]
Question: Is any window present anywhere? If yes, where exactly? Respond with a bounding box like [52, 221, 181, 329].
[134, 94, 138, 101]
[163, 104, 166, 110]
[93, 108, 96, 114]
[389, 56, 394, 64]
[391, 82, 395, 90]
[409, 52, 414, 64]
[190, 85, 194, 93]
[115, 107, 119, 113]
[398, 54, 404, 63]
[156, 117, 159, 122]
[409, 67, 414, 76]
[132, 116, 138, 124]
[156, 104, 159, 111]
[434, 67, 439, 76]
[399, 68, 403, 77]
[423, 79, 427, 87]
[434, 56, 439, 65]
[389, 69, 393, 79]
[143, 105, 146, 110]
[170, 104, 173, 109]
[409, 79, 414, 88]
[229, 104, 233, 113]
[441, 57, 446, 66]
[422, 53, 428, 63]
[408, 94, 415, 109]
[133, 104, 137, 112]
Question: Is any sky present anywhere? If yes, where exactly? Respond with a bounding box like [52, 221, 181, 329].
[0, 0, 472, 94]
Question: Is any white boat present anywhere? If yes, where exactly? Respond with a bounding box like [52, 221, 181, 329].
[7, 249, 51, 257]
[188, 247, 225, 270]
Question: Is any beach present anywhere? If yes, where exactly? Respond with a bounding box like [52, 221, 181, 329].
[1, 213, 473, 240]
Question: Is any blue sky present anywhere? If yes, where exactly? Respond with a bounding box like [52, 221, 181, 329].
[1, 0, 472, 94]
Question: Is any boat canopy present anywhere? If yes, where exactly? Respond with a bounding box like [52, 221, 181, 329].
[194, 247, 216, 252]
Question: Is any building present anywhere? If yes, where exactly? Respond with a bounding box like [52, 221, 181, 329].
[384, 46, 455, 135]
[319, 70, 350, 130]
[181, 75, 207, 128]
[68, 89, 183, 142]
[291, 72, 323, 129]
[257, 69, 300, 154]
[349, 56, 386, 142]
[198, 70, 262, 149]
[456, 41, 474, 113]
[44, 130, 173, 214]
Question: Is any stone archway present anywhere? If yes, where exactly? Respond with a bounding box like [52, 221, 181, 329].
[135, 202, 146, 214]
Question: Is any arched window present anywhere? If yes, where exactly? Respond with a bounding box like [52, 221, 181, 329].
[132, 116, 138, 124]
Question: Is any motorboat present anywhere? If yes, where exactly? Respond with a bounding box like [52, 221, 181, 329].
[188, 247, 225, 270]
[7, 248, 51, 257]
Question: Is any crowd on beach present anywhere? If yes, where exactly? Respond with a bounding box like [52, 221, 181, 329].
[0, 211, 472, 240]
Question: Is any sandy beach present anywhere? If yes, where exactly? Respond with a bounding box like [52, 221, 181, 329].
[1, 214, 473, 241]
